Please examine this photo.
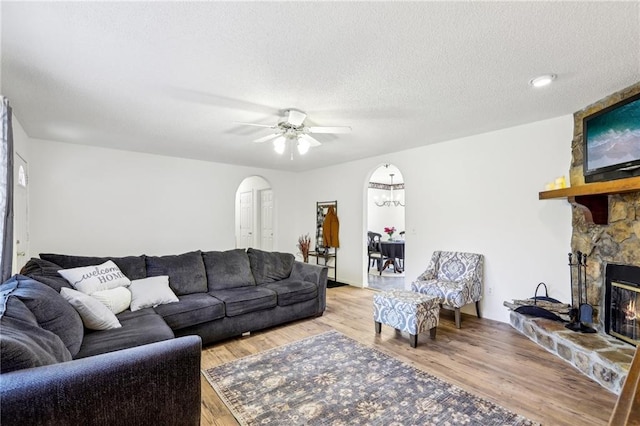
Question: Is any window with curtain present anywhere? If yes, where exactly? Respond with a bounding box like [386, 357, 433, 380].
[0, 96, 14, 282]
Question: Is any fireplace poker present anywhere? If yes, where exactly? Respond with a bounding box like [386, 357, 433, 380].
[568, 253, 574, 307]
[577, 251, 583, 309]
[565, 252, 582, 332]
[579, 253, 596, 333]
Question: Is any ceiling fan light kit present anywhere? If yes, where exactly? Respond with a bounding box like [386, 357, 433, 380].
[273, 136, 286, 155]
[297, 138, 310, 155]
[243, 109, 351, 158]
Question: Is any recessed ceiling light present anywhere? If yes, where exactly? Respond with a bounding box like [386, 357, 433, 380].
[529, 74, 557, 88]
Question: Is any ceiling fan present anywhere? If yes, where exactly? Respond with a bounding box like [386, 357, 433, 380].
[237, 109, 351, 157]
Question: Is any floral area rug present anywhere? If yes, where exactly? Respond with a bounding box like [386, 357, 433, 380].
[202, 331, 538, 426]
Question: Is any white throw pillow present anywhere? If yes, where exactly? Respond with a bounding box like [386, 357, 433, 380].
[60, 287, 122, 330]
[91, 287, 132, 314]
[129, 276, 179, 312]
[58, 260, 131, 294]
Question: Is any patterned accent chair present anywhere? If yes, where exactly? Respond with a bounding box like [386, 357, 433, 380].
[411, 251, 484, 328]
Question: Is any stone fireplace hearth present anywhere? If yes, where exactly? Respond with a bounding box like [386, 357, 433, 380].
[509, 311, 634, 394]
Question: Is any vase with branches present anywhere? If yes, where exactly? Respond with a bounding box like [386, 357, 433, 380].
[297, 234, 311, 263]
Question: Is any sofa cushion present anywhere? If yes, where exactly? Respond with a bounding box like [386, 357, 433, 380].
[211, 287, 276, 317]
[202, 249, 255, 290]
[115, 307, 157, 321]
[154, 293, 225, 330]
[263, 279, 318, 306]
[1, 275, 84, 357]
[0, 295, 72, 373]
[20, 258, 72, 291]
[145, 251, 207, 296]
[39, 253, 147, 280]
[75, 311, 174, 359]
[247, 248, 295, 284]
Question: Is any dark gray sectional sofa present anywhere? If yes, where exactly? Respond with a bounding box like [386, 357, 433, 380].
[0, 248, 328, 425]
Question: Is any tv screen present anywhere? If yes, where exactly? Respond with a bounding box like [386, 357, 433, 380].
[583, 92, 640, 183]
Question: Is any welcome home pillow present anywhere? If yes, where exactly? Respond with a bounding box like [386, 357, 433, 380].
[58, 260, 131, 295]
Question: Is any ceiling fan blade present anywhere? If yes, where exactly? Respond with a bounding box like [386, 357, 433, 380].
[234, 122, 277, 129]
[253, 133, 281, 143]
[300, 134, 322, 147]
[307, 126, 352, 134]
[287, 110, 307, 127]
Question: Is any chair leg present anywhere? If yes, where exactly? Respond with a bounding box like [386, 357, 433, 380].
[410, 334, 417, 348]
[454, 308, 461, 329]
[429, 326, 437, 339]
[475, 301, 482, 319]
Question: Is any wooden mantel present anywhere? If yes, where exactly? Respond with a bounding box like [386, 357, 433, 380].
[539, 176, 640, 225]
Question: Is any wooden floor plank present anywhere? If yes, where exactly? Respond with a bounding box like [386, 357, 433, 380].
[200, 286, 617, 426]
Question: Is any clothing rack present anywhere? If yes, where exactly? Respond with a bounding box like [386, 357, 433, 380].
[309, 201, 337, 283]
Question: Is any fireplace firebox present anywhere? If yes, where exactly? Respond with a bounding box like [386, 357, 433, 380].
[605, 263, 640, 346]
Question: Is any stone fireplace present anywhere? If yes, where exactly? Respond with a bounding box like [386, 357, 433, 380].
[509, 82, 640, 394]
[569, 82, 640, 327]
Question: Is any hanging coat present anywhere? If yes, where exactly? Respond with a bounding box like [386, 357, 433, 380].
[322, 206, 340, 248]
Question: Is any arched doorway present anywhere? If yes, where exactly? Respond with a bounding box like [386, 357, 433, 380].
[235, 176, 274, 250]
[366, 164, 405, 290]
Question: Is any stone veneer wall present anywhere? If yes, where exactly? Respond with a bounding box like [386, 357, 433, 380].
[569, 82, 640, 326]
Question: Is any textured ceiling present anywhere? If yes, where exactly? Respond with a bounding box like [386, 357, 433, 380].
[2, 2, 639, 172]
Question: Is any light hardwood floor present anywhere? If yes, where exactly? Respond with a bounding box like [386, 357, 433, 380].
[200, 286, 617, 426]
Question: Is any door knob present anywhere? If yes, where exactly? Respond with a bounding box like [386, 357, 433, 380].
[17, 252, 26, 257]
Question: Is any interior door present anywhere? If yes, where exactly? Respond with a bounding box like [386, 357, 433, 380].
[259, 189, 273, 251]
[13, 153, 28, 272]
[238, 191, 253, 249]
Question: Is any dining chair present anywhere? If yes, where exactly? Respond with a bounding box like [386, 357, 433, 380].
[367, 232, 383, 271]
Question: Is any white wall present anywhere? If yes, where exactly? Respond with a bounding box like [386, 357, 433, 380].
[296, 115, 574, 323]
[26, 114, 573, 324]
[12, 115, 28, 158]
[28, 139, 298, 258]
[403, 116, 574, 322]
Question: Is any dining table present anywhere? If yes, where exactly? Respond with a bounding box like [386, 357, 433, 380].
[379, 240, 405, 274]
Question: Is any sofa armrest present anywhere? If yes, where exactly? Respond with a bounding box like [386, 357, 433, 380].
[290, 261, 328, 314]
[0, 335, 202, 426]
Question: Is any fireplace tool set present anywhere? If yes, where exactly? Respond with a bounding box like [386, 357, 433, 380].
[565, 251, 596, 333]
[504, 252, 600, 326]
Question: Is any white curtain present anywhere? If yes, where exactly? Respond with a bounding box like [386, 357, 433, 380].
[0, 97, 14, 282]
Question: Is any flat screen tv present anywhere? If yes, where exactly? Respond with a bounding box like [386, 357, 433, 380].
[583, 92, 640, 183]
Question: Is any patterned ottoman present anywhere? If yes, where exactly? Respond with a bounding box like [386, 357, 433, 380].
[373, 290, 439, 348]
